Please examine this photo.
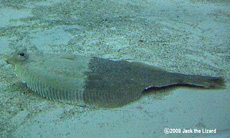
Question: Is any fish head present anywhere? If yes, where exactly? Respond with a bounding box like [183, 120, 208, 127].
[4, 48, 29, 65]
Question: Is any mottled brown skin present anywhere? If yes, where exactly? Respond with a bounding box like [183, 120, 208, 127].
[4, 48, 225, 108]
[83, 57, 225, 108]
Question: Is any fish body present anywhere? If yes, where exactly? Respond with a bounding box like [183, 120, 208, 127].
[4, 48, 225, 108]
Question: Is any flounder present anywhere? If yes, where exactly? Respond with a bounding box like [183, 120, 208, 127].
[4, 48, 225, 108]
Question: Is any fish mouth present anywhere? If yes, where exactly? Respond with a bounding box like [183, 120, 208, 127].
[2, 55, 10, 64]
[2, 56, 9, 64]
[5, 59, 10, 64]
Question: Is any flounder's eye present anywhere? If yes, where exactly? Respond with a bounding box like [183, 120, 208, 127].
[19, 53, 25, 56]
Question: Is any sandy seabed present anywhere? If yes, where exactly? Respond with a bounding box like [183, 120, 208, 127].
[0, 0, 229, 137]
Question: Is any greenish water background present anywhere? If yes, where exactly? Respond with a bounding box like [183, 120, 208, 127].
[0, 0, 229, 137]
